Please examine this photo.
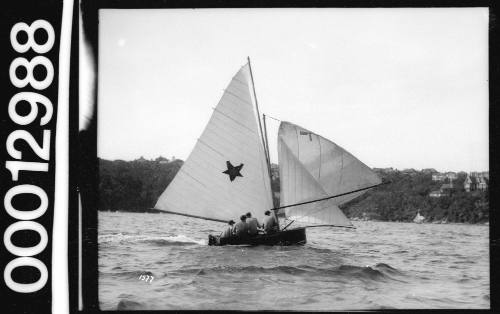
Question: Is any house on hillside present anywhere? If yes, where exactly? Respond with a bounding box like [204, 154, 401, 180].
[445, 172, 457, 180]
[429, 182, 454, 198]
[432, 173, 447, 181]
[464, 174, 476, 192]
[477, 176, 488, 191]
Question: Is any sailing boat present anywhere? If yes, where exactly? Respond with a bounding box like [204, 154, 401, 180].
[154, 58, 382, 246]
[413, 210, 425, 224]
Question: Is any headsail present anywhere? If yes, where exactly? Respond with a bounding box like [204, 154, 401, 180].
[154, 64, 273, 223]
[278, 121, 381, 226]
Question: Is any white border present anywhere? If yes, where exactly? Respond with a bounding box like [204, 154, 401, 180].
[52, 0, 74, 312]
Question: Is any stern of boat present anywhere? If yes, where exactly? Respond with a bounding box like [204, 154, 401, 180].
[208, 234, 219, 246]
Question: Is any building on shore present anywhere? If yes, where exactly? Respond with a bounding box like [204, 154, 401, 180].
[429, 181, 454, 198]
[464, 174, 475, 192]
[477, 176, 488, 191]
[464, 172, 489, 192]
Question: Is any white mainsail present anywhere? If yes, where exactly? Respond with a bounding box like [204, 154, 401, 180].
[278, 121, 381, 226]
[154, 64, 273, 223]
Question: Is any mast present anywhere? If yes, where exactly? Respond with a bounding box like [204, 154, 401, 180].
[247, 57, 279, 230]
[262, 114, 272, 181]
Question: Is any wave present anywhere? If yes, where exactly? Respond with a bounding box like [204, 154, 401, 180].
[166, 263, 406, 282]
[98, 233, 206, 246]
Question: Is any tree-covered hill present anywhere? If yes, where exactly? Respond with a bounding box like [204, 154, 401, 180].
[98, 158, 488, 223]
[98, 157, 183, 212]
[340, 170, 489, 223]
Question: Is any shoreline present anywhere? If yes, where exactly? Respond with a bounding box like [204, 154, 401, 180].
[97, 209, 489, 226]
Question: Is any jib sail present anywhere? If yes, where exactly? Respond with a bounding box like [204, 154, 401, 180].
[278, 121, 381, 226]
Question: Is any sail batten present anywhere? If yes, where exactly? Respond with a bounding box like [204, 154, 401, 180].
[278, 121, 381, 226]
[155, 64, 273, 223]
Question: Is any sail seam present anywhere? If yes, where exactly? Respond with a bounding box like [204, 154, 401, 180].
[232, 76, 247, 86]
[198, 130, 262, 163]
[168, 170, 264, 218]
[212, 107, 257, 134]
[184, 154, 268, 196]
[155, 64, 273, 222]
[280, 139, 329, 196]
[223, 89, 254, 107]
[187, 144, 273, 199]
[208, 115, 260, 145]
[197, 138, 225, 157]
[184, 153, 272, 197]
[178, 168, 208, 188]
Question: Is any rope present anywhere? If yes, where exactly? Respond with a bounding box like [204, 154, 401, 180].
[264, 114, 281, 122]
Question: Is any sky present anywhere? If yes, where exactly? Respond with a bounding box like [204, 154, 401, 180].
[98, 8, 488, 173]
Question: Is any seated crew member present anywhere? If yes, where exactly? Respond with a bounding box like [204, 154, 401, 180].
[220, 220, 235, 239]
[263, 210, 278, 234]
[245, 212, 260, 236]
[233, 215, 248, 237]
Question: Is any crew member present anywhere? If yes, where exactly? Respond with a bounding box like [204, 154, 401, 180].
[220, 220, 235, 238]
[263, 210, 278, 234]
[233, 215, 248, 237]
[245, 212, 261, 236]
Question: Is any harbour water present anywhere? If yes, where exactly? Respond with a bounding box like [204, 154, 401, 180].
[98, 211, 489, 310]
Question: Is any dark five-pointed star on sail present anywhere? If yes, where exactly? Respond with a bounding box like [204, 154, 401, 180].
[223, 161, 244, 181]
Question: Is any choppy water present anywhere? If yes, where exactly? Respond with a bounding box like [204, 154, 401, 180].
[98, 211, 489, 310]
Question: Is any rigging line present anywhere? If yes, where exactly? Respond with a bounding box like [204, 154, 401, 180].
[272, 181, 389, 211]
[282, 220, 295, 231]
[265, 114, 281, 122]
[153, 209, 227, 224]
[283, 198, 335, 224]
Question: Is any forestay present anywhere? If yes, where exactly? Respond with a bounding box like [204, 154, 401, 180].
[278, 121, 381, 226]
[154, 64, 273, 223]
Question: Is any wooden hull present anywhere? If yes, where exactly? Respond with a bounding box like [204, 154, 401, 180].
[208, 227, 306, 246]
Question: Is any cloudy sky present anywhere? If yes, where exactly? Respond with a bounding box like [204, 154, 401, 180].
[98, 8, 488, 172]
